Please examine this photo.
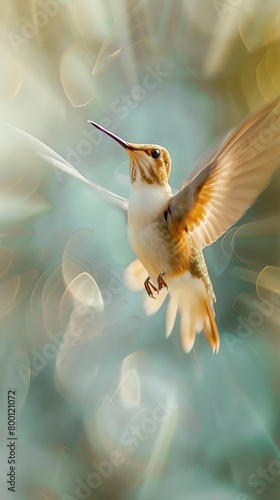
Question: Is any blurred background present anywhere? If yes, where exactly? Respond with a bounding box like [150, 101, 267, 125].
[1, 0, 280, 499]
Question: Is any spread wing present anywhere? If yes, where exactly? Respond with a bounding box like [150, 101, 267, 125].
[9, 126, 128, 213]
[168, 98, 280, 250]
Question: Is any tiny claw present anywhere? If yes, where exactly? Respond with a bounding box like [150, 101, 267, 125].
[157, 272, 168, 291]
[144, 277, 158, 299]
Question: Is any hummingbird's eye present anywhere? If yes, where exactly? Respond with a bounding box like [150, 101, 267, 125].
[151, 149, 161, 159]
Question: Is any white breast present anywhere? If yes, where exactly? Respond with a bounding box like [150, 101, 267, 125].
[127, 183, 172, 277]
[127, 183, 172, 228]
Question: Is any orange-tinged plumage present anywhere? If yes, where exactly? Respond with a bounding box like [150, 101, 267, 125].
[89, 98, 280, 353]
[14, 98, 280, 354]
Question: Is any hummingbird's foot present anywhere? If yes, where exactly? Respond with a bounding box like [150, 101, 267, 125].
[144, 277, 158, 299]
[157, 272, 168, 291]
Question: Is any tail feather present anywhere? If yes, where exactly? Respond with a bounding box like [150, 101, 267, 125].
[123, 260, 220, 353]
[204, 301, 220, 353]
[166, 296, 178, 338]
[143, 286, 168, 316]
[166, 274, 220, 354]
[180, 309, 196, 353]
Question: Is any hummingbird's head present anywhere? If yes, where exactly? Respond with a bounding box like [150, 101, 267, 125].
[88, 121, 172, 186]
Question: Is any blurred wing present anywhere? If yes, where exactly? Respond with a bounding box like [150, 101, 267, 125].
[182, 128, 234, 184]
[169, 98, 280, 250]
[123, 258, 147, 291]
[9, 126, 128, 213]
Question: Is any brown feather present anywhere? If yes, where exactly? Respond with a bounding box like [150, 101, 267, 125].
[204, 301, 220, 353]
[169, 97, 280, 250]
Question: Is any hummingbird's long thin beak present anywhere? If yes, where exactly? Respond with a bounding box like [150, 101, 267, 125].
[87, 121, 135, 151]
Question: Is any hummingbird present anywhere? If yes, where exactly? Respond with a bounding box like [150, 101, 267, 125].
[12, 98, 280, 353]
